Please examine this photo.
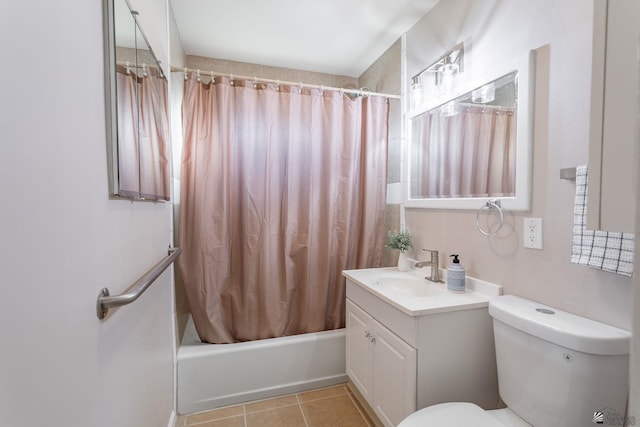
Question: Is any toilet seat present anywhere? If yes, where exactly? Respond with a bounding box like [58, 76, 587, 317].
[398, 402, 510, 427]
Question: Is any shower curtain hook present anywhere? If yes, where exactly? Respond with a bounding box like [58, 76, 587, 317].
[142, 63, 147, 77]
[125, 61, 131, 74]
[157, 60, 164, 79]
[230, 73, 234, 85]
[254, 76, 258, 88]
[298, 82, 303, 94]
[196, 69, 201, 82]
[210, 70, 215, 83]
[184, 68, 188, 80]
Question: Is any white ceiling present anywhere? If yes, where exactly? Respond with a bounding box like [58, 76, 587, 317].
[169, 0, 440, 78]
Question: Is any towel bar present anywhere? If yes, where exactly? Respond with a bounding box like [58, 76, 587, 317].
[560, 167, 577, 180]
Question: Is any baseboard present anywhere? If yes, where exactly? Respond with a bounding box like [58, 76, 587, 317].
[167, 410, 178, 427]
[180, 374, 348, 414]
[346, 381, 385, 427]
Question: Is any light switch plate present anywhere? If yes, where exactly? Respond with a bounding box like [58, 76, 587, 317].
[524, 218, 543, 249]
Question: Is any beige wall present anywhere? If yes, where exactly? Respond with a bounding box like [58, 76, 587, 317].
[359, 40, 403, 267]
[186, 56, 358, 89]
[403, 0, 631, 330]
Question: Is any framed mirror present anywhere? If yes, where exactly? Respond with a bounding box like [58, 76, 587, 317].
[103, 0, 170, 201]
[405, 51, 535, 211]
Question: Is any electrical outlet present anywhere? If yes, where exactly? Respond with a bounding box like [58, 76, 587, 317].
[523, 218, 543, 249]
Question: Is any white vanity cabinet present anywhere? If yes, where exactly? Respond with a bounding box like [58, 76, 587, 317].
[588, 0, 640, 232]
[346, 299, 416, 427]
[344, 269, 500, 427]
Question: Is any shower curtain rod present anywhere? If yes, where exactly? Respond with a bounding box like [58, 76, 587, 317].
[117, 61, 164, 77]
[117, 60, 160, 68]
[169, 66, 401, 99]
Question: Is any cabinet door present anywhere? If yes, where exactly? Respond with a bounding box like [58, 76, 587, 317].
[372, 319, 417, 427]
[588, 0, 639, 232]
[346, 300, 373, 402]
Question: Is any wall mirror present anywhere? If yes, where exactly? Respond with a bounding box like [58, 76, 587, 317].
[405, 51, 535, 211]
[103, 0, 170, 201]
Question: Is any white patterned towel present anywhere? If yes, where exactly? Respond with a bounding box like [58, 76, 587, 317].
[570, 165, 634, 277]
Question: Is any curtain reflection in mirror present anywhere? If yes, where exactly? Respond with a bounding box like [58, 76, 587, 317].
[116, 64, 170, 199]
[411, 106, 516, 199]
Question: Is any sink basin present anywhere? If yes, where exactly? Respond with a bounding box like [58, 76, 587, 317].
[344, 267, 503, 317]
[375, 277, 446, 297]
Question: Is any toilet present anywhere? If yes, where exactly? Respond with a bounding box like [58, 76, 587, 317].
[398, 295, 630, 427]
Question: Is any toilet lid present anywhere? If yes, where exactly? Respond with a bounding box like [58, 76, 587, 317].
[398, 402, 508, 427]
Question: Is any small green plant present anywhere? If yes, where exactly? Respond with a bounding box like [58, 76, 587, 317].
[385, 230, 413, 253]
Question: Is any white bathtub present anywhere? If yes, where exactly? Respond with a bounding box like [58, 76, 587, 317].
[177, 317, 347, 414]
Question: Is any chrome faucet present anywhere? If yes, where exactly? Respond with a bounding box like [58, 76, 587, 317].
[415, 249, 443, 283]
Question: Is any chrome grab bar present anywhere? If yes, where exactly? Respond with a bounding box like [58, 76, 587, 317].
[96, 247, 182, 319]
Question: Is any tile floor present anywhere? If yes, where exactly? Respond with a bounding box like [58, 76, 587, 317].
[175, 383, 374, 427]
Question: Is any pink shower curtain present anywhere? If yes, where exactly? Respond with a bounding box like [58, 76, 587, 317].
[116, 66, 170, 200]
[178, 75, 389, 344]
[411, 107, 516, 198]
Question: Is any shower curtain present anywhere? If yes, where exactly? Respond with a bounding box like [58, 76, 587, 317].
[178, 74, 389, 344]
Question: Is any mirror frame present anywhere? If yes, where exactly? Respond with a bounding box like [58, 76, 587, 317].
[404, 50, 536, 211]
[102, 0, 170, 201]
[103, 0, 119, 197]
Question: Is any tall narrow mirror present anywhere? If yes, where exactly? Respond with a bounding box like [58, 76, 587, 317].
[104, 0, 170, 201]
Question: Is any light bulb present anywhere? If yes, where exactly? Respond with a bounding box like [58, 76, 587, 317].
[472, 83, 495, 103]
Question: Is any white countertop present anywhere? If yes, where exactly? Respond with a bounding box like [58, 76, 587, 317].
[343, 267, 503, 317]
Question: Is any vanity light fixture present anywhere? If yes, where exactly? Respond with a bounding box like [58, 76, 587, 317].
[410, 76, 426, 111]
[440, 101, 458, 117]
[472, 82, 496, 104]
[437, 58, 460, 98]
[410, 43, 465, 111]
[437, 58, 460, 84]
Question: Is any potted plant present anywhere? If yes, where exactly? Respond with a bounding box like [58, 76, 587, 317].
[385, 230, 413, 271]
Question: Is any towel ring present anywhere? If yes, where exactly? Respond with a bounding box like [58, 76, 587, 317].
[476, 199, 504, 236]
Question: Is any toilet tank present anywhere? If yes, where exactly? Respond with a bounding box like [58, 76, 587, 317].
[489, 295, 630, 427]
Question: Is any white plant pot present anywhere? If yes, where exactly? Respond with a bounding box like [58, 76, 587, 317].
[397, 252, 410, 272]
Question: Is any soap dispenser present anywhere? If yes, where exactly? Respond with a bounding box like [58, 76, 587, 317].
[447, 254, 466, 293]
